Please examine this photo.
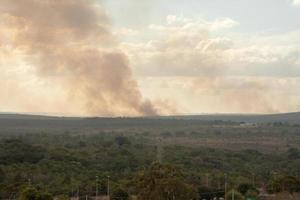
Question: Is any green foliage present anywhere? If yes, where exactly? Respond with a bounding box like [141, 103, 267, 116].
[0, 128, 298, 198]
[226, 189, 244, 200]
[287, 148, 300, 159]
[38, 192, 53, 200]
[56, 195, 69, 200]
[279, 176, 300, 194]
[0, 167, 5, 183]
[245, 189, 259, 199]
[115, 136, 131, 147]
[198, 186, 224, 200]
[237, 183, 256, 195]
[136, 163, 197, 200]
[267, 176, 300, 194]
[111, 187, 129, 200]
[19, 187, 38, 200]
[19, 186, 52, 200]
[0, 139, 46, 164]
[267, 180, 282, 194]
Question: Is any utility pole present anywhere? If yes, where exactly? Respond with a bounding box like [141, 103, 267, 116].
[107, 176, 110, 198]
[157, 138, 162, 163]
[252, 172, 255, 187]
[232, 189, 234, 200]
[272, 171, 277, 192]
[71, 185, 74, 198]
[96, 175, 99, 200]
[224, 173, 227, 200]
[77, 187, 79, 200]
[70, 174, 73, 198]
[206, 173, 209, 187]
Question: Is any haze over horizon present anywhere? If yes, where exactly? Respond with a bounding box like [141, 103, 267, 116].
[1, 0, 300, 116]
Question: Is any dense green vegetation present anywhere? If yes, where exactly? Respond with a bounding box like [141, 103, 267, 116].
[0, 132, 299, 199]
[0, 115, 299, 199]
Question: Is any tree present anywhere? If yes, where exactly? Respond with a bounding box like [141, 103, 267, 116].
[115, 136, 131, 147]
[267, 176, 300, 194]
[237, 183, 256, 195]
[280, 176, 300, 194]
[198, 186, 224, 200]
[136, 162, 197, 200]
[57, 195, 69, 200]
[19, 187, 39, 200]
[0, 167, 5, 183]
[111, 187, 129, 200]
[0, 139, 45, 164]
[287, 148, 300, 159]
[19, 186, 53, 200]
[245, 189, 259, 199]
[267, 179, 281, 194]
[38, 192, 53, 200]
[225, 190, 244, 200]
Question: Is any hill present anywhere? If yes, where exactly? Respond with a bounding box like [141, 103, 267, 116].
[1, 111, 300, 124]
[0, 112, 299, 152]
[166, 112, 300, 124]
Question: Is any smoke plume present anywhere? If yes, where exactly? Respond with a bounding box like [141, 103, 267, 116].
[0, 0, 157, 116]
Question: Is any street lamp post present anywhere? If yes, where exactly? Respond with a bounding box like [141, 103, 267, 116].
[252, 172, 255, 187]
[224, 173, 227, 200]
[107, 176, 110, 198]
[96, 175, 99, 200]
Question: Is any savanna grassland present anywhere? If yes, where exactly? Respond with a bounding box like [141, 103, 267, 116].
[0, 114, 299, 199]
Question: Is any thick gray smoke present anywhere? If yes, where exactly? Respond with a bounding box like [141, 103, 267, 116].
[0, 0, 157, 116]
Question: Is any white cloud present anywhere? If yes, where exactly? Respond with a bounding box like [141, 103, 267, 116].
[150, 15, 238, 33]
[120, 16, 240, 77]
[114, 27, 139, 37]
[119, 15, 300, 113]
[121, 15, 300, 77]
[293, 0, 300, 6]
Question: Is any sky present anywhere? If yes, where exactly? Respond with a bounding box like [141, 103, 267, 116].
[0, 0, 300, 116]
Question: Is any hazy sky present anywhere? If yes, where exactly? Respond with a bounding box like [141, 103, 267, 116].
[0, 0, 300, 116]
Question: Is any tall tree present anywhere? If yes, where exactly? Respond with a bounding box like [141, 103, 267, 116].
[136, 162, 197, 200]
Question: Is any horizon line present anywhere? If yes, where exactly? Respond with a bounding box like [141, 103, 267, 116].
[0, 111, 299, 119]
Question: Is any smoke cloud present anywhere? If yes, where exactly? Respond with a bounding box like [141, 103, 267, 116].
[0, 0, 158, 116]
